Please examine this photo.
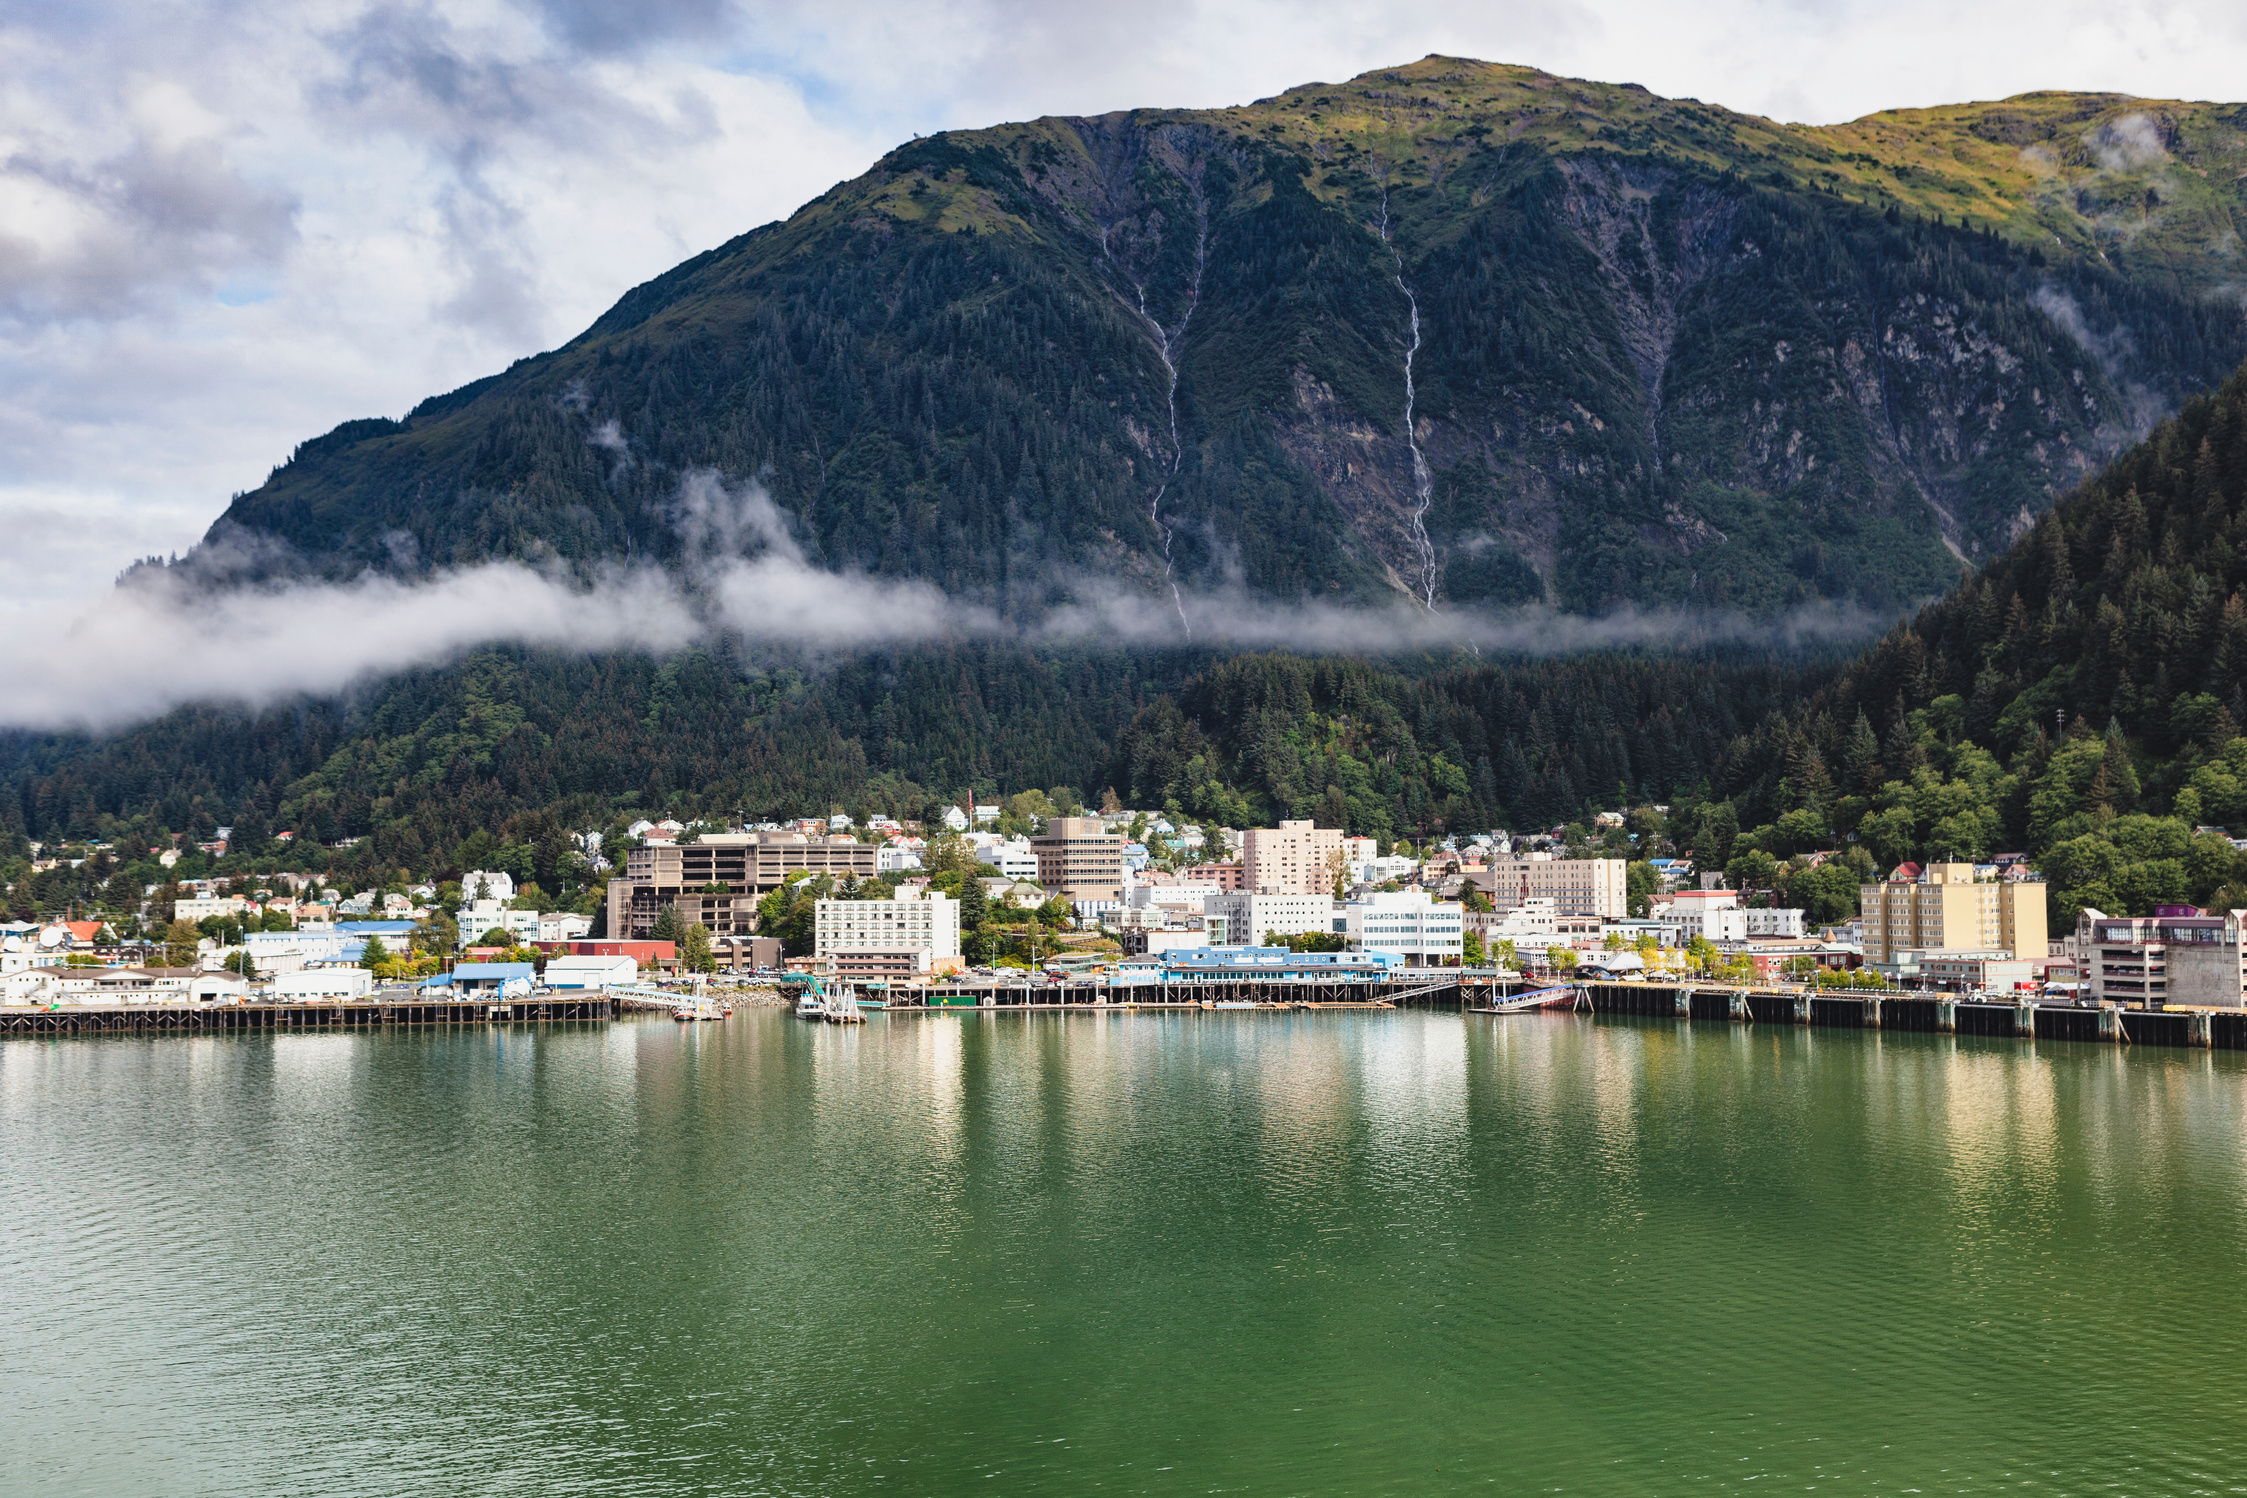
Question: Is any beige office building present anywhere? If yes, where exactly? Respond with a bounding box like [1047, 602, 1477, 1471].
[1472, 854, 1630, 918]
[1858, 862, 2047, 964]
[1031, 817, 1125, 900]
[1242, 820, 1345, 896]
[605, 832, 876, 941]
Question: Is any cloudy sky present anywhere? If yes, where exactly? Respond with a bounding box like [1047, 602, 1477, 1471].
[4, 0, 2246, 609]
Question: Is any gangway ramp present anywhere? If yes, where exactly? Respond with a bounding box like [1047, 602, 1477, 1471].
[1470, 984, 1579, 1013]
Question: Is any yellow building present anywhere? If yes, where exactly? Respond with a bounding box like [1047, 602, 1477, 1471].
[1858, 862, 2047, 963]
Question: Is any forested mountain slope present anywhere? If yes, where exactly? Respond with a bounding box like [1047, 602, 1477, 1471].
[1699, 360, 2247, 921]
[0, 641, 1825, 896]
[204, 57, 2247, 615]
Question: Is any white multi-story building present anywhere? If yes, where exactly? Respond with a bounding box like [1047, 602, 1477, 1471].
[1352, 855, 1418, 886]
[174, 896, 249, 922]
[977, 838, 1041, 882]
[1346, 890, 1465, 965]
[1463, 896, 1558, 946]
[1204, 892, 1340, 947]
[814, 886, 961, 980]
[1243, 820, 1345, 896]
[1129, 882, 1225, 919]
[1742, 907, 1806, 938]
[1474, 854, 1629, 918]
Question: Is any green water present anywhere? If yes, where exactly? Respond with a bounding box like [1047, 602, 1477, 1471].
[5, 1009, 2245, 1496]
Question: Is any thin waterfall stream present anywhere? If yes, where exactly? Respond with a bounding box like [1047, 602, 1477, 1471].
[1100, 180, 1207, 636]
[1377, 186, 1439, 610]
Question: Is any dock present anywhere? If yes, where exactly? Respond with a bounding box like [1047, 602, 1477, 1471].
[0, 995, 614, 1036]
[1544, 981, 2247, 1049]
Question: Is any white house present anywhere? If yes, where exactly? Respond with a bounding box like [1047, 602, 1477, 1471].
[877, 842, 924, 873]
[537, 912, 593, 943]
[940, 806, 970, 832]
[459, 869, 517, 904]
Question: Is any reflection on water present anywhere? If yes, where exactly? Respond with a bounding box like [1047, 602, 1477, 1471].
[5, 1009, 2246, 1496]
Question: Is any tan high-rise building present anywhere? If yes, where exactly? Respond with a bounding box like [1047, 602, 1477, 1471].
[1031, 817, 1125, 900]
[1242, 820, 1344, 896]
[604, 832, 875, 940]
[1858, 862, 2047, 963]
[1471, 854, 1630, 918]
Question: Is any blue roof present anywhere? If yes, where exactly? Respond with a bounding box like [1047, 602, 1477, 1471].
[451, 962, 535, 979]
[338, 920, 418, 935]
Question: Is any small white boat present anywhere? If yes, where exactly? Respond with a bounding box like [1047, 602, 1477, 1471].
[795, 992, 825, 1019]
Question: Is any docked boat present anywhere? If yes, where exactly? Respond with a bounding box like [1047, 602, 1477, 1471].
[795, 992, 825, 1019]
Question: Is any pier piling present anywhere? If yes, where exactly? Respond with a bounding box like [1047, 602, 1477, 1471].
[1792, 995, 1811, 1024]
[2191, 1011, 2213, 1048]
[1864, 997, 1882, 1030]
[1935, 999, 1955, 1034]
[1674, 990, 1690, 1019]
[2014, 1001, 2037, 1038]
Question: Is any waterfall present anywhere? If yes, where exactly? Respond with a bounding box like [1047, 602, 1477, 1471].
[1100, 181, 1207, 637]
[1377, 187, 1439, 611]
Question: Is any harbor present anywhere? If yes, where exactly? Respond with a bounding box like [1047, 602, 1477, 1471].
[9, 974, 2247, 1050]
[0, 994, 614, 1035]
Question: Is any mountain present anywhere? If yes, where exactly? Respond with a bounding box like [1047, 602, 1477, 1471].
[205, 57, 2247, 615]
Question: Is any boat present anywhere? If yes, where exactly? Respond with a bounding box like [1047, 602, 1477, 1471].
[796, 992, 825, 1019]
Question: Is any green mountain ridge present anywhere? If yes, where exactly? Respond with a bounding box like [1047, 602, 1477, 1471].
[205, 56, 2247, 614]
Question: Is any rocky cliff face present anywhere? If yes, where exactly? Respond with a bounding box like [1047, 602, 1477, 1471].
[207, 58, 2247, 616]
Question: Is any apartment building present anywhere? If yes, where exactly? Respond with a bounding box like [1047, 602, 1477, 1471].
[1204, 892, 1341, 947]
[605, 832, 875, 941]
[814, 885, 961, 981]
[1242, 820, 1344, 896]
[1858, 862, 2046, 964]
[1346, 889, 1465, 965]
[1030, 817, 1125, 900]
[1183, 862, 1245, 890]
[1470, 854, 1629, 918]
[2077, 907, 2247, 1007]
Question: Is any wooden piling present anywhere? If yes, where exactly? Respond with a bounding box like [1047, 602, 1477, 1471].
[1792, 995, 1811, 1024]
[2014, 1001, 2037, 1038]
[1673, 990, 1690, 1019]
[1864, 997, 1882, 1030]
[1934, 999, 1955, 1034]
[2190, 1011, 2213, 1048]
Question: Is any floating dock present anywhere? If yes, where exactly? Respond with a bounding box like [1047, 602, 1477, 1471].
[0, 996, 614, 1036]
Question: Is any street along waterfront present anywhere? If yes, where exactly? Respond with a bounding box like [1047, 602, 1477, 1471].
[5, 1007, 2243, 1495]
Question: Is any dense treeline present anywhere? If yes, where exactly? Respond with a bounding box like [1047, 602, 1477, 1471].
[0, 636, 1832, 922]
[1691, 360, 2247, 922]
[1107, 651, 1821, 843]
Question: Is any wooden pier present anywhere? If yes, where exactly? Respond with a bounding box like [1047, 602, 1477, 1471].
[0, 996, 614, 1037]
[1550, 981, 2247, 1050]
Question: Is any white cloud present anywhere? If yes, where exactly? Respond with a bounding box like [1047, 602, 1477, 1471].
[4, 0, 2247, 612]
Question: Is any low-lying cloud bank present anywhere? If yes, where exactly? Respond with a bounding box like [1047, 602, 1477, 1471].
[0, 473, 1892, 733]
